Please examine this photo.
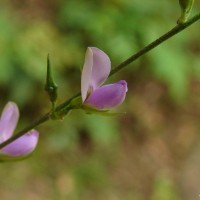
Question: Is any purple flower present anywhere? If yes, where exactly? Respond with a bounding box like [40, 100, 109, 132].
[0, 102, 39, 160]
[81, 47, 128, 110]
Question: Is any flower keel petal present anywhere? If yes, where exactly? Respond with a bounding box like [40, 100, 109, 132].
[1, 130, 39, 157]
[85, 80, 128, 109]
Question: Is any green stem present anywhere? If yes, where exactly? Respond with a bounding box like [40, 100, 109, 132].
[0, 12, 200, 149]
[110, 12, 200, 76]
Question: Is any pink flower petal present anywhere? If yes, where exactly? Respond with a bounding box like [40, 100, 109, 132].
[81, 47, 93, 102]
[81, 47, 111, 102]
[1, 130, 39, 157]
[0, 102, 19, 142]
[90, 47, 111, 89]
[85, 80, 128, 109]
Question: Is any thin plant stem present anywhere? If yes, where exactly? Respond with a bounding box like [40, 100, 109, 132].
[0, 113, 51, 149]
[0, 12, 200, 149]
[110, 12, 200, 76]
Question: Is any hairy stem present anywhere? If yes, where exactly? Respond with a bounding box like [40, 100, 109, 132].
[0, 12, 200, 149]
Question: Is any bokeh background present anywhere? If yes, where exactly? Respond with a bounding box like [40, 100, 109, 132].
[0, 0, 200, 199]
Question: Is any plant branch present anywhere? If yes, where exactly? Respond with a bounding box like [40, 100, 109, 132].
[110, 12, 200, 76]
[0, 12, 200, 149]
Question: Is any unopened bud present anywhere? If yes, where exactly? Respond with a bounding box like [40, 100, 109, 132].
[45, 54, 58, 103]
[178, 0, 195, 24]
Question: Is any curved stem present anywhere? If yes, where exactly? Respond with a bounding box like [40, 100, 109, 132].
[0, 12, 200, 149]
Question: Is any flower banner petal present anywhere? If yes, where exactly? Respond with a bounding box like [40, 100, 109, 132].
[0, 102, 19, 142]
[90, 47, 111, 90]
[81, 47, 111, 102]
[81, 47, 93, 102]
[85, 80, 128, 109]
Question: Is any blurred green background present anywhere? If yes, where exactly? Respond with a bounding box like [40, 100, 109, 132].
[0, 0, 200, 199]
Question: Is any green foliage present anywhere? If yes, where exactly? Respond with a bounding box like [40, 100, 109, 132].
[84, 115, 119, 146]
[151, 174, 180, 200]
[150, 45, 190, 102]
[0, 0, 197, 103]
[0, 10, 16, 84]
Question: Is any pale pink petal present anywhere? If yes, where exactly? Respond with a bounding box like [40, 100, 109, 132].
[90, 47, 111, 90]
[85, 80, 128, 109]
[0, 102, 19, 142]
[1, 130, 39, 157]
[81, 47, 111, 102]
[81, 47, 93, 102]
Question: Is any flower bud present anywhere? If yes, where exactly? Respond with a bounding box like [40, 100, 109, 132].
[45, 54, 58, 103]
[178, 0, 195, 24]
